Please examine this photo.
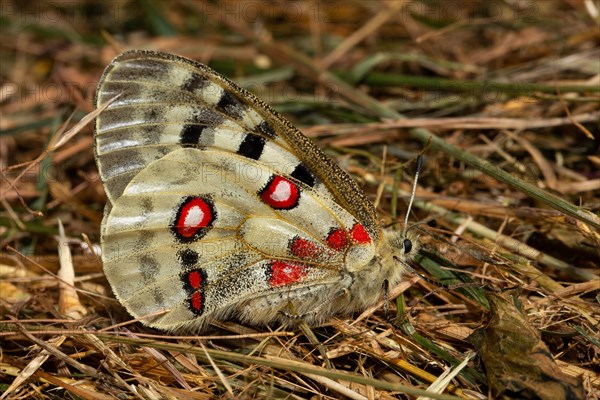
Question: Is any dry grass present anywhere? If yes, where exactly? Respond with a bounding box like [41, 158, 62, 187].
[1, 1, 599, 399]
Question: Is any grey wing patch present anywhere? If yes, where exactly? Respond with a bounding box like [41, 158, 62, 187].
[94, 51, 282, 203]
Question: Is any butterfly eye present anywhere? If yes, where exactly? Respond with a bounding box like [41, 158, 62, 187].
[403, 238, 413, 254]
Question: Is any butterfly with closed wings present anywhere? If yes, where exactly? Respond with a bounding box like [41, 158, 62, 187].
[94, 50, 420, 331]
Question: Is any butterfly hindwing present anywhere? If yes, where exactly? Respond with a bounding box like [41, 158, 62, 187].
[95, 50, 382, 330]
[101, 147, 375, 329]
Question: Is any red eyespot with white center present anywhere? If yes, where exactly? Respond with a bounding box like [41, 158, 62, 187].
[259, 175, 300, 210]
[268, 260, 308, 287]
[172, 196, 216, 242]
[181, 268, 207, 316]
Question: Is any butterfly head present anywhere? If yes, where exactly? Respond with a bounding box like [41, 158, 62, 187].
[353, 227, 420, 298]
[382, 228, 420, 265]
[380, 155, 423, 272]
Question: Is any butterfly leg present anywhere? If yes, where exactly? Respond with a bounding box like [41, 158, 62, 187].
[383, 279, 390, 321]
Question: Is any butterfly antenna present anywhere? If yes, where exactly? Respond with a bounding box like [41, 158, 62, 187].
[402, 155, 423, 239]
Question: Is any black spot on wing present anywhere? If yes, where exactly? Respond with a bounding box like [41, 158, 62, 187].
[291, 163, 316, 187]
[256, 120, 277, 139]
[180, 125, 205, 146]
[216, 90, 244, 120]
[181, 73, 207, 93]
[179, 108, 222, 147]
[237, 133, 265, 160]
[177, 248, 199, 268]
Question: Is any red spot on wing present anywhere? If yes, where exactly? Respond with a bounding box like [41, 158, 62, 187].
[260, 176, 300, 210]
[326, 228, 348, 251]
[173, 196, 215, 241]
[350, 223, 371, 244]
[290, 236, 321, 259]
[268, 260, 308, 287]
[190, 292, 203, 312]
[187, 270, 203, 289]
[181, 268, 207, 316]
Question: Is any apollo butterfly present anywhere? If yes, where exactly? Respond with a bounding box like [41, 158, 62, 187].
[94, 50, 420, 331]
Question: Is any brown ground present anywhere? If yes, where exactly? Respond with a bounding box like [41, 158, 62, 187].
[1, 1, 598, 399]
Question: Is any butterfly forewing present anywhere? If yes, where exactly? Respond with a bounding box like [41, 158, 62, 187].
[95, 51, 379, 238]
[94, 50, 383, 330]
